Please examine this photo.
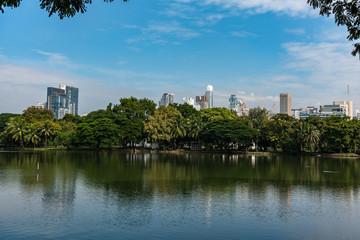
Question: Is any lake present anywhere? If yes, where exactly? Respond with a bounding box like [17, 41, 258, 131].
[0, 151, 359, 239]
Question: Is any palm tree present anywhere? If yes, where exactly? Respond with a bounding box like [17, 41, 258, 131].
[171, 117, 186, 149]
[39, 120, 59, 147]
[298, 122, 320, 152]
[24, 124, 41, 148]
[5, 117, 27, 148]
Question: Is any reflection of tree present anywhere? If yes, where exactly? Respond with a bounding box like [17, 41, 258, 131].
[1, 151, 360, 227]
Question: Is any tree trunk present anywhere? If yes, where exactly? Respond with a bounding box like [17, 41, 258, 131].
[44, 135, 48, 147]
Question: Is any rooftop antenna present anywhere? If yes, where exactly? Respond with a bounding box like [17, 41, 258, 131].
[347, 84, 350, 101]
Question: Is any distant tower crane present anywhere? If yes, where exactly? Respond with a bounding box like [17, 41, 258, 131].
[272, 101, 276, 114]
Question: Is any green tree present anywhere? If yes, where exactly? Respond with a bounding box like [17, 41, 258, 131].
[144, 106, 183, 149]
[171, 103, 200, 119]
[200, 119, 258, 151]
[0, 113, 19, 133]
[307, 0, 360, 57]
[24, 124, 41, 148]
[110, 97, 156, 146]
[1, 0, 128, 18]
[38, 120, 61, 147]
[22, 106, 54, 123]
[200, 107, 237, 122]
[297, 122, 320, 152]
[4, 116, 27, 148]
[76, 118, 119, 148]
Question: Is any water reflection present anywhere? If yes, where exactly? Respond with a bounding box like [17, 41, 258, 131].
[0, 151, 360, 239]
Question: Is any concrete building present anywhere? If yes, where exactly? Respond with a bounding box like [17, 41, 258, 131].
[280, 93, 291, 116]
[333, 101, 353, 118]
[319, 101, 353, 118]
[159, 93, 174, 107]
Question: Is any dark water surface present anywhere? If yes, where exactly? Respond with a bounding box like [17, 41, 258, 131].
[1, 151, 360, 239]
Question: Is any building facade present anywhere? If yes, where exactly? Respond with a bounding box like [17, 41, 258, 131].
[159, 93, 174, 107]
[280, 93, 291, 116]
[196, 96, 208, 110]
[205, 85, 213, 108]
[47, 85, 79, 119]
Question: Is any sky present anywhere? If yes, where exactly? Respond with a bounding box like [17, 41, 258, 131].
[0, 0, 359, 115]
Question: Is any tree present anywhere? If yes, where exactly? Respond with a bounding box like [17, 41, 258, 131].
[111, 97, 156, 146]
[22, 106, 54, 123]
[1, 0, 128, 19]
[24, 124, 41, 148]
[200, 119, 258, 151]
[171, 103, 200, 119]
[200, 107, 237, 122]
[144, 106, 183, 149]
[4, 116, 27, 148]
[76, 117, 118, 148]
[0, 113, 19, 133]
[307, 0, 360, 57]
[38, 120, 61, 147]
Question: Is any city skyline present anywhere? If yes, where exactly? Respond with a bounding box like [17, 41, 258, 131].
[1, 0, 359, 115]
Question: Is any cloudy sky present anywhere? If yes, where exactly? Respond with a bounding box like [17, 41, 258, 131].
[0, 0, 359, 115]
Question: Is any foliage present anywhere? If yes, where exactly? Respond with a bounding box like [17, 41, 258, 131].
[22, 106, 54, 123]
[200, 107, 237, 122]
[1, 0, 128, 19]
[144, 106, 183, 148]
[4, 116, 27, 148]
[24, 124, 41, 148]
[200, 120, 258, 151]
[307, 0, 360, 57]
[38, 120, 61, 147]
[0, 113, 19, 133]
[171, 103, 200, 119]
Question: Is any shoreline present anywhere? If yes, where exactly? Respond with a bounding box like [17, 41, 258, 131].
[1, 147, 359, 158]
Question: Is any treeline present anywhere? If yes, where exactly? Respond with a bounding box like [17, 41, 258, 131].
[0, 97, 360, 154]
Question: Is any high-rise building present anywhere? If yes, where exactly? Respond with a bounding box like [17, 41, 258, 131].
[159, 93, 174, 107]
[46, 85, 79, 119]
[205, 85, 213, 108]
[280, 93, 291, 116]
[196, 96, 208, 110]
[229, 94, 240, 113]
[183, 97, 200, 111]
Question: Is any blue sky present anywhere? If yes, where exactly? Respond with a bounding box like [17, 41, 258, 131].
[0, 0, 359, 115]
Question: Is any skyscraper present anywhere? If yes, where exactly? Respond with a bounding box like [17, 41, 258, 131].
[46, 85, 79, 119]
[205, 85, 213, 108]
[280, 93, 291, 116]
[229, 94, 239, 112]
[159, 93, 174, 107]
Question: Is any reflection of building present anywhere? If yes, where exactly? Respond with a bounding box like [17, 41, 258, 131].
[280, 93, 291, 116]
[46, 85, 79, 119]
[159, 92, 174, 107]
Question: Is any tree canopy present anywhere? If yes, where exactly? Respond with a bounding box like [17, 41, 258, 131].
[308, 0, 360, 57]
[0, 0, 128, 18]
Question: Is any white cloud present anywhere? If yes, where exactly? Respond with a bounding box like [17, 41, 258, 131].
[284, 28, 306, 35]
[202, 0, 316, 17]
[231, 30, 257, 38]
[33, 49, 82, 68]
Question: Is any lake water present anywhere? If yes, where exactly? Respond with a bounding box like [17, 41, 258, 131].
[0, 151, 360, 239]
